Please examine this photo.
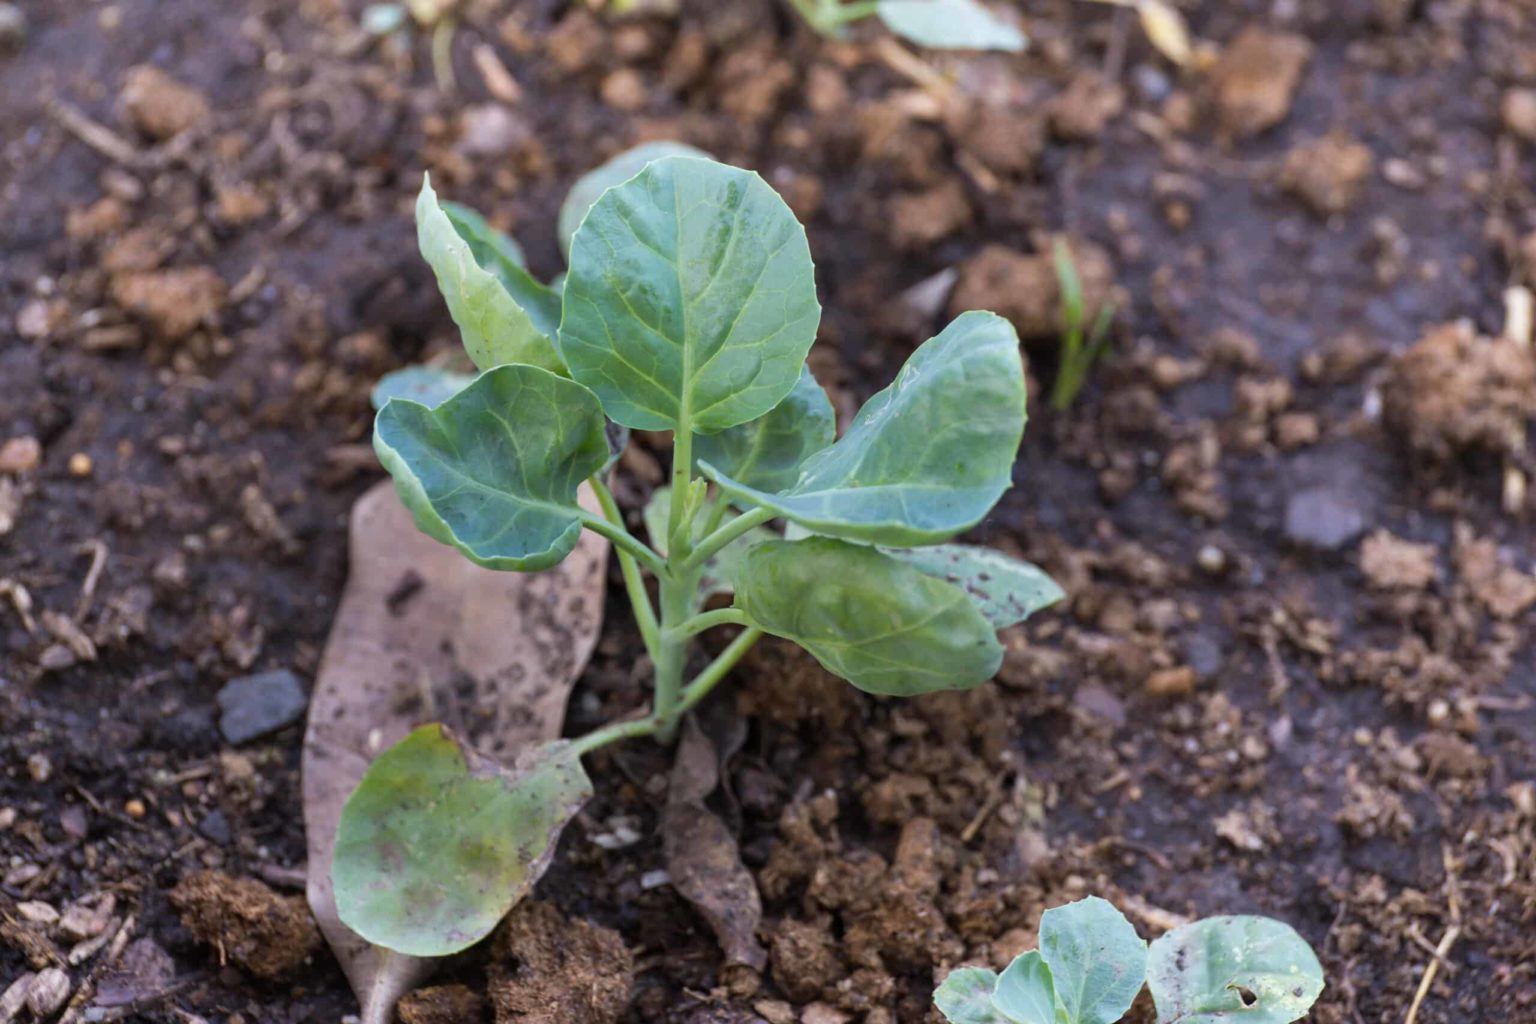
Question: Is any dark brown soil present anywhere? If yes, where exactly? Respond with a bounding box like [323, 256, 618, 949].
[4, 1, 1536, 1022]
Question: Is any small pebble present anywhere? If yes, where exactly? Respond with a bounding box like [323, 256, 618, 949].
[27, 751, 52, 782]
[25, 968, 70, 1018]
[1283, 487, 1366, 551]
[1196, 544, 1228, 574]
[68, 452, 93, 477]
[216, 668, 309, 744]
[124, 798, 146, 819]
[0, 436, 40, 474]
[0, 3, 25, 51]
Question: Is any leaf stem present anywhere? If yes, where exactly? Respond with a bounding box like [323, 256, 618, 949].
[673, 608, 749, 638]
[579, 510, 666, 576]
[668, 428, 695, 560]
[699, 490, 732, 540]
[650, 571, 695, 745]
[684, 505, 776, 574]
[590, 476, 659, 660]
[569, 626, 764, 757]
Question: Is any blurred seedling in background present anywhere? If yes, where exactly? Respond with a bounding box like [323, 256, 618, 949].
[361, 0, 459, 92]
[790, 0, 1025, 52]
[935, 896, 1325, 1024]
[1050, 236, 1117, 412]
[334, 149, 1063, 960]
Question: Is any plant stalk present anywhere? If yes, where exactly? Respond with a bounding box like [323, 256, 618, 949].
[590, 476, 660, 660]
[649, 569, 696, 745]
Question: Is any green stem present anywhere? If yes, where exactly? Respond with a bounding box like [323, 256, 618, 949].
[668, 428, 695, 560]
[579, 510, 666, 576]
[590, 476, 659, 660]
[675, 608, 749, 638]
[684, 505, 776, 574]
[570, 625, 764, 758]
[822, 0, 880, 26]
[649, 569, 696, 745]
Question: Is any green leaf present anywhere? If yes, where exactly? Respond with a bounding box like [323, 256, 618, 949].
[703, 311, 1026, 547]
[417, 175, 564, 374]
[332, 724, 592, 957]
[371, 365, 475, 411]
[557, 140, 710, 260]
[643, 486, 775, 599]
[1039, 897, 1148, 1024]
[884, 545, 1063, 630]
[373, 363, 608, 571]
[442, 200, 528, 268]
[559, 155, 822, 433]
[1146, 917, 1324, 1024]
[694, 365, 835, 493]
[877, 0, 1026, 51]
[935, 967, 1008, 1024]
[734, 537, 1004, 696]
[441, 200, 563, 340]
[993, 952, 1064, 1024]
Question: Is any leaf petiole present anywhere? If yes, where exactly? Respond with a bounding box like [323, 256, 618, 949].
[578, 509, 667, 576]
[683, 505, 777, 574]
[673, 608, 750, 639]
[567, 626, 763, 757]
[590, 476, 660, 660]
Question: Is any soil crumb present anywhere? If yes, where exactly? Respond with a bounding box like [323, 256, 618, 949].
[119, 64, 210, 140]
[949, 239, 1115, 342]
[1382, 321, 1536, 460]
[399, 984, 488, 1024]
[488, 901, 633, 1024]
[168, 871, 321, 979]
[1280, 131, 1373, 216]
[1207, 27, 1312, 138]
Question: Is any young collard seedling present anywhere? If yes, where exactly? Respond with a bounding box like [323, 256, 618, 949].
[790, 0, 1025, 52]
[332, 151, 1064, 960]
[935, 896, 1325, 1024]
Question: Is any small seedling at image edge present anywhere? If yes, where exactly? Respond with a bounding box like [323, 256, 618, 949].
[788, 0, 1026, 52]
[332, 151, 1064, 958]
[935, 896, 1325, 1024]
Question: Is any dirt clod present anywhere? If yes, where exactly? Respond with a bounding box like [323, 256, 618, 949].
[1502, 88, 1536, 144]
[168, 871, 321, 980]
[488, 902, 633, 1024]
[949, 239, 1115, 342]
[399, 984, 488, 1024]
[1382, 321, 1536, 460]
[1359, 531, 1438, 590]
[1281, 132, 1373, 216]
[120, 65, 209, 140]
[1207, 27, 1312, 138]
[109, 266, 226, 340]
[768, 918, 842, 1003]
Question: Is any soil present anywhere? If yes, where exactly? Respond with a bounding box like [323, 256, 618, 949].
[3, 1, 1536, 1023]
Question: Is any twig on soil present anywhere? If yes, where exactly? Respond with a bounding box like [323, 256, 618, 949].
[1501, 285, 1531, 515]
[1402, 845, 1464, 1024]
[960, 774, 1007, 843]
[74, 539, 108, 620]
[46, 98, 144, 167]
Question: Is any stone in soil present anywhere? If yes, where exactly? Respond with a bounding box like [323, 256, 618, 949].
[217, 668, 308, 744]
[1283, 487, 1366, 551]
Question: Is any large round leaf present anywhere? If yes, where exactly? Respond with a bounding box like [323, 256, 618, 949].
[417, 176, 563, 374]
[733, 537, 1004, 695]
[1039, 897, 1147, 1024]
[558, 156, 822, 433]
[556, 140, 710, 260]
[694, 364, 835, 493]
[373, 363, 608, 571]
[703, 311, 1025, 546]
[332, 724, 592, 957]
[993, 951, 1064, 1024]
[1146, 917, 1324, 1024]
